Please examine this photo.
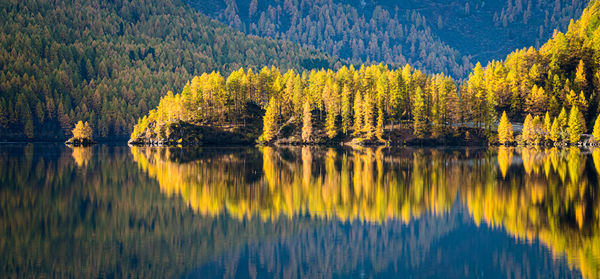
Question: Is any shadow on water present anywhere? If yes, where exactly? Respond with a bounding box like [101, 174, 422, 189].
[0, 144, 598, 278]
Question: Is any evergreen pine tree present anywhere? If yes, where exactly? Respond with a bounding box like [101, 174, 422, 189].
[0, 99, 7, 128]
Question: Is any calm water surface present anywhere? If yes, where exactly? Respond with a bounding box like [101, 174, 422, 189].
[0, 144, 599, 278]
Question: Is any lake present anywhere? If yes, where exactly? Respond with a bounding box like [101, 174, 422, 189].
[0, 144, 598, 278]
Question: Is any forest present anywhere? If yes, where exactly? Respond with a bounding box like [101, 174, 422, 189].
[131, 0, 600, 146]
[0, 0, 340, 140]
[192, 0, 589, 78]
[130, 64, 463, 145]
[1, 0, 600, 143]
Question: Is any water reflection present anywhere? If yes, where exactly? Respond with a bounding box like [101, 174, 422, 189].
[131, 146, 600, 279]
[0, 145, 294, 278]
[131, 146, 462, 223]
[0, 144, 598, 278]
[70, 146, 93, 167]
[489, 147, 600, 279]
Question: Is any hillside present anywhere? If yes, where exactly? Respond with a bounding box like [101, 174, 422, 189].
[0, 0, 341, 140]
[191, 0, 589, 77]
[464, 0, 600, 127]
[132, 0, 600, 146]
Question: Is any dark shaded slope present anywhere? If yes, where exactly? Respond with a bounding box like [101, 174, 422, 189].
[0, 0, 341, 140]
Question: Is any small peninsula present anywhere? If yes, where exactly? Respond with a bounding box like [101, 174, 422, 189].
[65, 121, 96, 146]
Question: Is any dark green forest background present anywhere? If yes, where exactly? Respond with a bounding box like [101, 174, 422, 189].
[0, 0, 341, 140]
[193, 0, 589, 77]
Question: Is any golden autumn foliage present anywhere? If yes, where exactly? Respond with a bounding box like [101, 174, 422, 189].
[132, 65, 465, 144]
[568, 107, 584, 144]
[71, 121, 93, 141]
[131, 145, 600, 278]
[261, 97, 278, 142]
[70, 146, 93, 167]
[497, 146, 513, 178]
[593, 114, 600, 143]
[302, 100, 313, 142]
[497, 111, 514, 144]
[521, 114, 535, 144]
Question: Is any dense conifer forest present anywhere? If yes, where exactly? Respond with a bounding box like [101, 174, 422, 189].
[131, 0, 600, 146]
[0, 0, 340, 140]
[192, 0, 590, 77]
[2, 0, 600, 144]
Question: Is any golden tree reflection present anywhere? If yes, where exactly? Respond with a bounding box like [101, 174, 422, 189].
[481, 147, 599, 279]
[130, 146, 459, 224]
[497, 146, 513, 179]
[131, 146, 600, 279]
[69, 146, 93, 167]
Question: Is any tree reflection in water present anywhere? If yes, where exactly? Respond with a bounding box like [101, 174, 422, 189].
[131, 146, 600, 279]
[0, 145, 597, 278]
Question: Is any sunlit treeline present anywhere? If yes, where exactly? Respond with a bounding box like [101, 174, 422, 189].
[131, 146, 600, 278]
[130, 64, 462, 143]
[467, 1, 600, 131]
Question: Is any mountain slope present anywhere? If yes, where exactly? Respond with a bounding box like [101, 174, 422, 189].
[0, 0, 341, 140]
[132, 0, 600, 147]
[463, 0, 600, 127]
[192, 0, 589, 78]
